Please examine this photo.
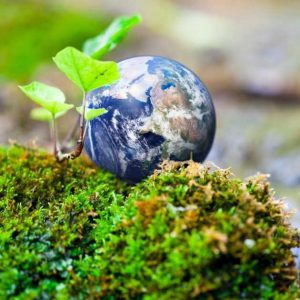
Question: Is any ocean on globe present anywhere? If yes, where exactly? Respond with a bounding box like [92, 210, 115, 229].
[84, 56, 216, 182]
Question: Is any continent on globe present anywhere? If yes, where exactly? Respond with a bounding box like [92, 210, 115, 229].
[84, 56, 216, 182]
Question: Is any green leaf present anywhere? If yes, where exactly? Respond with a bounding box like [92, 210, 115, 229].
[83, 14, 142, 59]
[30, 107, 70, 122]
[53, 47, 120, 92]
[19, 82, 74, 115]
[30, 108, 53, 122]
[76, 106, 108, 121]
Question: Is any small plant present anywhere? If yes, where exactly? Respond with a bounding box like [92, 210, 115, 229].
[19, 14, 141, 162]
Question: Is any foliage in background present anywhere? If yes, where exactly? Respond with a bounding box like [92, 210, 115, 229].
[0, 145, 298, 299]
[0, 0, 105, 81]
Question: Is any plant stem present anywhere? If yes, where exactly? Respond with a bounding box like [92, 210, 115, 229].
[79, 93, 86, 143]
[71, 92, 86, 158]
[56, 93, 87, 162]
[50, 117, 58, 158]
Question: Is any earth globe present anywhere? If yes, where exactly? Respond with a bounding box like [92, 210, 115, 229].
[84, 56, 216, 182]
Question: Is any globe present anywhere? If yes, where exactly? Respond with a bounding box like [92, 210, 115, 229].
[84, 56, 216, 182]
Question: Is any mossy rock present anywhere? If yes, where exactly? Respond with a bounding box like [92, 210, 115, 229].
[0, 145, 299, 299]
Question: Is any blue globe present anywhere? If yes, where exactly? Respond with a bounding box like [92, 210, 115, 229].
[84, 56, 216, 182]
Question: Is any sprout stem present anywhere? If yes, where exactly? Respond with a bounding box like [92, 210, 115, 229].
[79, 93, 87, 142]
[70, 93, 86, 159]
[56, 93, 87, 162]
[51, 116, 58, 158]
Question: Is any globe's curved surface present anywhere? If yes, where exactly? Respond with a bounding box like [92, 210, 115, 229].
[85, 56, 216, 182]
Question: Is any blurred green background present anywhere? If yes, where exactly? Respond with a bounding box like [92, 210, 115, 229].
[1, 0, 300, 226]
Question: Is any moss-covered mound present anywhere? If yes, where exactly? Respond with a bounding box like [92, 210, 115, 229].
[0, 145, 299, 299]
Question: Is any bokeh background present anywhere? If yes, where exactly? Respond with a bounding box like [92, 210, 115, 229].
[1, 0, 300, 227]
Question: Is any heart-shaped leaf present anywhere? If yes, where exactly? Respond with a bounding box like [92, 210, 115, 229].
[19, 82, 74, 115]
[53, 47, 120, 93]
[76, 106, 108, 121]
[83, 14, 142, 59]
[30, 107, 70, 122]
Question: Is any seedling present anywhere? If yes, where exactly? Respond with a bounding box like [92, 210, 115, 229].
[19, 14, 141, 161]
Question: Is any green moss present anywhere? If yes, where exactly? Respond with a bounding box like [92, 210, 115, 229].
[0, 146, 299, 299]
